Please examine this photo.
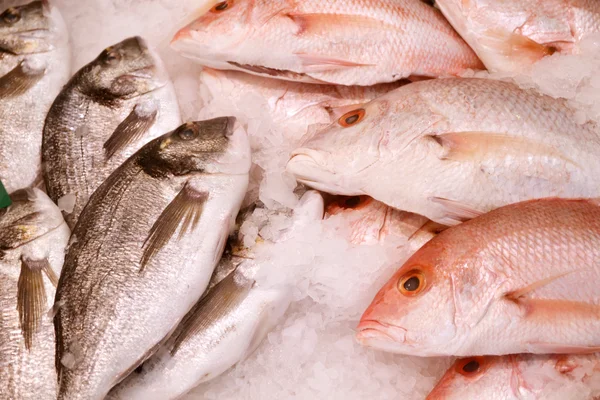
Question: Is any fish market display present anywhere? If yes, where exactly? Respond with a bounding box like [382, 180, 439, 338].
[357, 198, 600, 357]
[0, 0, 70, 193]
[436, 0, 600, 73]
[0, 189, 70, 400]
[287, 78, 600, 225]
[42, 36, 181, 228]
[53, 119, 250, 400]
[427, 354, 600, 400]
[171, 0, 484, 86]
[108, 190, 324, 400]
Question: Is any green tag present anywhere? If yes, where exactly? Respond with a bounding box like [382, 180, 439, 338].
[0, 180, 11, 209]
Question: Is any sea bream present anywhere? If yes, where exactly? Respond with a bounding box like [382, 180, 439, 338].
[108, 191, 324, 400]
[0, 189, 70, 400]
[435, 0, 600, 73]
[427, 354, 600, 400]
[357, 198, 600, 357]
[53, 118, 250, 400]
[287, 78, 600, 226]
[171, 0, 483, 86]
[42, 36, 181, 228]
[0, 0, 70, 193]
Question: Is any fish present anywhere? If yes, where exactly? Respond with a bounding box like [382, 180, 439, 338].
[42, 36, 181, 228]
[199, 68, 405, 143]
[356, 197, 600, 357]
[287, 78, 600, 226]
[0, 188, 70, 400]
[435, 0, 600, 73]
[427, 353, 600, 400]
[324, 195, 437, 251]
[53, 118, 251, 400]
[0, 0, 70, 193]
[171, 0, 484, 86]
[107, 190, 324, 400]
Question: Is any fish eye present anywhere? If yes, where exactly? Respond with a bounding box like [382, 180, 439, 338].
[456, 357, 486, 377]
[178, 127, 197, 140]
[397, 270, 426, 296]
[342, 195, 372, 209]
[2, 8, 21, 24]
[102, 49, 121, 66]
[338, 109, 366, 128]
[211, 1, 231, 12]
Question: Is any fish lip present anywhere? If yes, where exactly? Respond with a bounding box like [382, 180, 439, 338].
[356, 319, 408, 343]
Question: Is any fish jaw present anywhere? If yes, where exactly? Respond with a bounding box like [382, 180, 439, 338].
[356, 319, 409, 351]
[286, 149, 364, 196]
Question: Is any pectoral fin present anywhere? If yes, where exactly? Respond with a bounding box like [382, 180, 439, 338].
[140, 184, 208, 271]
[227, 61, 328, 84]
[104, 101, 159, 160]
[170, 268, 254, 356]
[483, 29, 556, 62]
[429, 197, 483, 225]
[526, 342, 600, 354]
[294, 52, 374, 72]
[0, 60, 45, 98]
[18, 257, 50, 350]
[431, 132, 576, 166]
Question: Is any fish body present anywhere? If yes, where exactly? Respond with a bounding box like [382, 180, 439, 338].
[53, 119, 250, 400]
[200, 68, 404, 143]
[42, 36, 181, 228]
[108, 191, 324, 400]
[357, 198, 600, 356]
[287, 78, 600, 226]
[436, 0, 600, 72]
[0, 1, 70, 193]
[172, 0, 483, 86]
[325, 195, 433, 250]
[427, 354, 600, 400]
[0, 189, 70, 400]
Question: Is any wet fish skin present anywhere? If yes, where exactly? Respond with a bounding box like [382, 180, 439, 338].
[287, 78, 600, 226]
[357, 198, 600, 357]
[0, 188, 70, 400]
[53, 118, 250, 400]
[427, 353, 600, 400]
[42, 35, 181, 228]
[172, 0, 483, 86]
[107, 191, 324, 400]
[436, 0, 600, 73]
[0, 0, 70, 193]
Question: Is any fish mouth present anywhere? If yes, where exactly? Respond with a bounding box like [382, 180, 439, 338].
[356, 320, 413, 353]
[286, 149, 359, 195]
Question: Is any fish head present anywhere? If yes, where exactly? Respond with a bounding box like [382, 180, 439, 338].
[356, 241, 458, 356]
[81, 36, 166, 100]
[426, 356, 517, 400]
[170, 0, 258, 69]
[0, 0, 53, 54]
[0, 188, 65, 254]
[286, 99, 390, 195]
[141, 117, 251, 177]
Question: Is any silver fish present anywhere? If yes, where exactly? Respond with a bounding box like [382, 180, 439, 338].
[53, 118, 250, 400]
[42, 35, 181, 228]
[108, 191, 325, 400]
[0, 0, 70, 193]
[0, 188, 70, 400]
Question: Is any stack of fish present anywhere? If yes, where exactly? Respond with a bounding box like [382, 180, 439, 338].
[1, 0, 599, 399]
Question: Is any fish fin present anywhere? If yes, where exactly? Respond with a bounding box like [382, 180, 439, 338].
[170, 268, 253, 356]
[407, 220, 447, 247]
[0, 60, 45, 99]
[526, 342, 600, 354]
[0, 212, 43, 251]
[42, 260, 59, 288]
[505, 270, 580, 300]
[430, 132, 576, 165]
[104, 101, 159, 160]
[287, 12, 390, 35]
[140, 184, 208, 272]
[294, 52, 373, 72]
[482, 29, 556, 61]
[18, 257, 49, 351]
[429, 197, 483, 225]
[227, 61, 328, 84]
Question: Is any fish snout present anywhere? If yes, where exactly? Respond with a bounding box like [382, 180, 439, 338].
[356, 319, 408, 343]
